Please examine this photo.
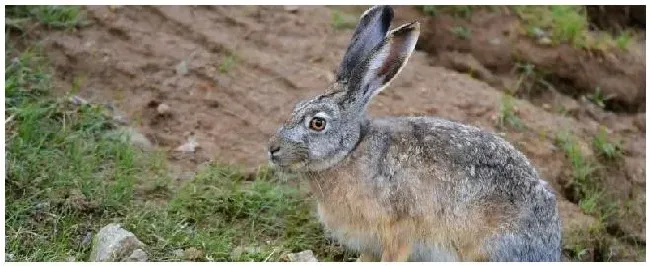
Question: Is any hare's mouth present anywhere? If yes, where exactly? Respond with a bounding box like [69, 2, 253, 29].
[269, 159, 308, 172]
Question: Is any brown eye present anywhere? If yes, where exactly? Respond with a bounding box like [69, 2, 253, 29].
[309, 117, 326, 131]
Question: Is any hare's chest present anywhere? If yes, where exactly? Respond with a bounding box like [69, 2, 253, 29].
[316, 200, 383, 254]
[314, 180, 389, 253]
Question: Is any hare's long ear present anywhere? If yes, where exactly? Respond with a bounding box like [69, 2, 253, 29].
[336, 5, 393, 82]
[343, 22, 420, 110]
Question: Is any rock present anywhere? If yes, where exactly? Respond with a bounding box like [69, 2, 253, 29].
[156, 103, 171, 115]
[89, 223, 146, 262]
[118, 127, 153, 151]
[183, 247, 203, 260]
[283, 6, 299, 13]
[538, 37, 552, 46]
[171, 249, 185, 258]
[176, 60, 189, 75]
[174, 136, 198, 153]
[287, 250, 318, 262]
[126, 249, 148, 262]
[488, 38, 501, 46]
[5, 253, 14, 262]
[69, 95, 89, 105]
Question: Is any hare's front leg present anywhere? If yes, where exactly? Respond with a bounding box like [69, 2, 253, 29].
[357, 253, 377, 262]
[379, 226, 412, 262]
[380, 239, 411, 261]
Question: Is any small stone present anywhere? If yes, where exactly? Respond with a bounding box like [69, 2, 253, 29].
[184, 247, 203, 260]
[488, 38, 501, 45]
[156, 103, 171, 115]
[126, 249, 148, 262]
[89, 223, 146, 262]
[283, 5, 299, 13]
[174, 136, 198, 153]
[531, 27, 545, 38]
[542, 103, 551, 110]
[176, 61, 189, 75]
[119, 127, 153, 151]
[538, 37, 552, 46]
[6, 253, 14, 262]
[287, 250, 318, 262]
[69, 95, 89, 105]
[67, 256, 76, 262]
[171, 249, 185, 258]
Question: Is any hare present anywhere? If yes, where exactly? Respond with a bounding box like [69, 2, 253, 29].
[268, 5, 561, 262]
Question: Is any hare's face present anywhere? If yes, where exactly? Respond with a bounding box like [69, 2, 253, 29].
[268, 89, 363, 172]
[268, 5, 419, 173]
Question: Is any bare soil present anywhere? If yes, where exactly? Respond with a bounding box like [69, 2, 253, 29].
[31, 6, 645, 261]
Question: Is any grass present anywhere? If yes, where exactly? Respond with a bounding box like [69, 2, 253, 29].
[421, 6, 474, 18]
[513, 6, 636, 52]
[614, 31, 633, 50]
[510, 62, 554, 97]
[586, 87, 614, 109]
[219, 54, 237, 74]
[495, 94, 524, 130]
[554, 131, 598, 194]
[449, 26, 471, 40]
[5, 42, 349, 263]
[5, 7, 347, 262]
[514, 6, 589, 48]
[5, 5, 89, 31]
[331, 10, 356, 31]
[592, 127, 622, 161]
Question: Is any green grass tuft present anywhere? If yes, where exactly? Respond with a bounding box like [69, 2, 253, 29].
[5, 33, 344, 262]
[495, 94, 524, 130]
[449, 26, 471, 40]
[219, 54, 237, 74]
[421, 6, 474, 18]
[592, 127, 622, 161]
[614, 31, 633, 50]
[6, 5, 89, 31]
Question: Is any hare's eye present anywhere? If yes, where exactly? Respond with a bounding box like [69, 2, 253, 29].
[309, 117, 326, 132]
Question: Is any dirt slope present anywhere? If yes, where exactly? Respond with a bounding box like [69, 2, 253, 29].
[37, 6, 644, 261]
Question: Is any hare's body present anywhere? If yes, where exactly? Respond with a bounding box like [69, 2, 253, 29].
[307, 117, 560, 261]
[268, 6, 561, 261]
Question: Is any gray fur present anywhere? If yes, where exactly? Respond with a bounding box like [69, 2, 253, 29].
[268, 5, 560, 262]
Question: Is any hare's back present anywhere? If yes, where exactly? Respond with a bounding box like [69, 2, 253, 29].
[367, 116, 542, 187]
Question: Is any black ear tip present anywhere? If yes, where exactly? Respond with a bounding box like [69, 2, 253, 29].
[377, 5, 394, 20]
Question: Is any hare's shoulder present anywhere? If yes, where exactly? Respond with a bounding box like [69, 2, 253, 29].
[366, 116, 539, 180]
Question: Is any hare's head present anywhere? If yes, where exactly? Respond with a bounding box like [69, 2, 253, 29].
[268, 6, 419, 172]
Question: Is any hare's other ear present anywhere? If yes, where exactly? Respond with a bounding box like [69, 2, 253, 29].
[336, 5, 393, 82]
[344, 22, 420, 110]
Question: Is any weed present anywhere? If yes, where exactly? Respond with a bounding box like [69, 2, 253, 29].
[6, 6, 89, 31]
[514, 6, 588, 48]
[614, 31, 633, 50]
[219, 54, 237, 73]
[496, 94, 524, 130]
[331, 11, 356, 30]
[555, 131, 598, 191]
[592, 127, 622, 160]
[421, 6, 474, 18]
[586, 87, 613, 109]
[449, 26, 471, 40]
